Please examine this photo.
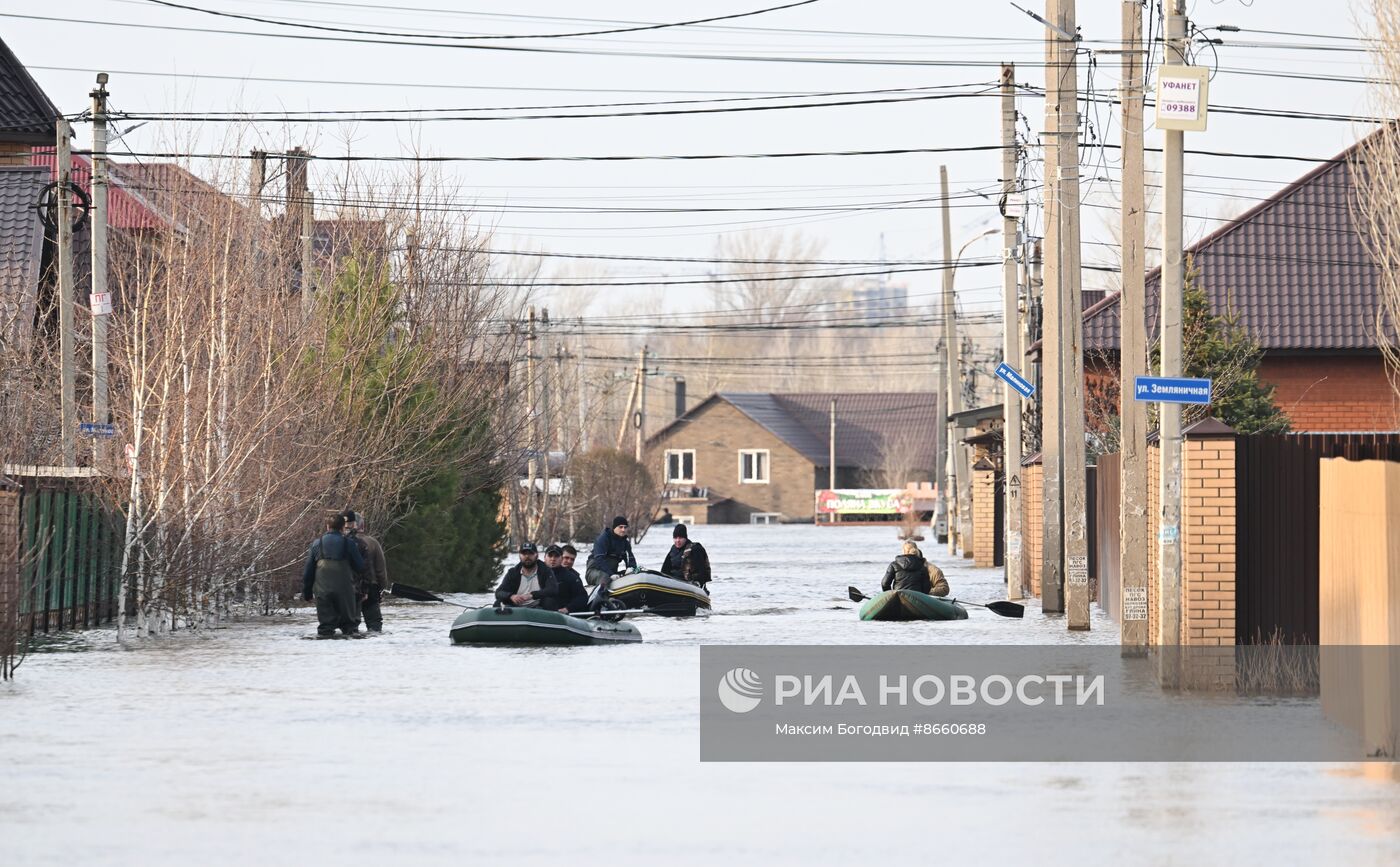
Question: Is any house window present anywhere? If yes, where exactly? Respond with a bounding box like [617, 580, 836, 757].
[739, 449, 770, 484]
[665, 449, 695, 484]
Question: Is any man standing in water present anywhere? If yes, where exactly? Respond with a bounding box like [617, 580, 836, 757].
[343, 510, 389, 633]
[302, 513, 368, 638]
[587, 516, 637, 612]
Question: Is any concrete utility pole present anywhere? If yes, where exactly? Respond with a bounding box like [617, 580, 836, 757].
[1039, 0, 1064, 613]
[939, 164, 960, 555]
[1119, 0, 1150, 650]
[1159, 0, 1189, 678]
[56, 120, 76, 466]
[634, 345, 649, 462]
[248, 149, 266, 217]
[286, 147, 314, 312]
[90, 75, 111, 459]
[1000, 63, 1025, 602]
[829, 397, 837, 523]
[526, 307, 538, 506]
[1055, 0, 1092, 632]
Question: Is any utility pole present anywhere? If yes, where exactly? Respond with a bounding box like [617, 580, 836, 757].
[525, 307, 538, 538]
[829, 397, 837, 523]
[1039, 0, 1065, 613]
[1056, 0, 1092, 632]
[1159, 0, 1190, 679]
[939, 164, 960, 555]
[1000, 63, 1025, 602]
[90, 74, 111, 460]
[56, 120, 77, 466]
[1119, 0, 1150, 650]
[248, 149, 266, 218]
[634, 345, 648, 462]
[287, 147, 314, 312]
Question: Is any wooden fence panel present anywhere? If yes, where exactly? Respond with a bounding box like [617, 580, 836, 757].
[1096, 453, 1122, 617]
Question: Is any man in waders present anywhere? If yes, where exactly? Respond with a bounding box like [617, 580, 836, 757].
[587, 516, 636, 613]
[301, 513, 368, 638]
[343, 510, 389, 633]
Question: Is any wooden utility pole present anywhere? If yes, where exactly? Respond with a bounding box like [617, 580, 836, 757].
[1000, 63, 1025, 601]
[90, 74, 111, 457]
[1057, 0, 1092, 632]
[1159, 0, 1189, 679]
[56, 120, 76, 466]
[939, 164, 960, 555]
[1039, 0, 1064, 612]
[287, 147, 314, 312]
[634, 345, 648, 462]
[1119, 0, 1150, 649]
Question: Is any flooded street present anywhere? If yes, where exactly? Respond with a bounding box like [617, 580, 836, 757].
[3, 525, 1398, 866]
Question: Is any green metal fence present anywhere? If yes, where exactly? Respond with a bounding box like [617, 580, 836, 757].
[16, 478, 124, 634]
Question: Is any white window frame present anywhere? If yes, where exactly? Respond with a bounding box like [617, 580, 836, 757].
[664, 449, 696, 484]
[750, 512, 782, 525]
[738, 448, 770, 485]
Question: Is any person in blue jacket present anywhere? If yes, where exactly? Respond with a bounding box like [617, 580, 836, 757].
[586, 516, 636, 611]
[301, 512, 368, 638]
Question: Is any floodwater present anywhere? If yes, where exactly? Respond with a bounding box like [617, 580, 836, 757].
[2, 525, 1398, 866]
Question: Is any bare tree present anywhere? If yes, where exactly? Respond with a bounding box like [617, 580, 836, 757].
[1357, 2, 1400, 389]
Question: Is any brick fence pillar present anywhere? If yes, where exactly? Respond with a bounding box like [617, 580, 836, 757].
[1022, 453, 1043, 597]
[1182, 418, 1238, 689]
[971, 459, 996, 567]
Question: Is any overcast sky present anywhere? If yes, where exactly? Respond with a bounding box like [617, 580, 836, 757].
[6, 0, 1379, 316]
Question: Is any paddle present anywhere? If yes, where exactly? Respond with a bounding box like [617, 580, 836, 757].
[390, 583, 651, 617]
[847, 586, 1025, 619]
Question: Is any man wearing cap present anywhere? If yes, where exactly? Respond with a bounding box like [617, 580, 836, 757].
[586, 516, 637, 612]
[495, 542, 560, 608]
[544, 544, 590, 613]
[343, 510, 389, 633]
[660, 523, 711, 588]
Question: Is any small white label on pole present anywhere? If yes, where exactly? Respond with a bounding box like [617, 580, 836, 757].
[1122, 586, 1148, 621]
[1067, 554, 1089, 586]
[89, 292, 112, 315]
[1008, 533, 1022, 558]
[1154, 66, 1210, 132]
[1159, 524, 1180, 544]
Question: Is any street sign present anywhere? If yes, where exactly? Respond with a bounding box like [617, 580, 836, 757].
[1133, 375, 1211, 405]
[995, 362, 1036, 399]
[89, 292, 112, 315]
[78, 422, 117, 438]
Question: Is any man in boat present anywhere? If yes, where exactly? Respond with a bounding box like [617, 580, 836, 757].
[301, 512, 368, 638]
[910, 545, 951, 597]
[880, 541, 933, 595]
[495, 542, 560, 608]
[586, 516, 637, 612]
[342, 510, 389, 633]
[544, 544, 590, 613]
[660, 523, 711, 588]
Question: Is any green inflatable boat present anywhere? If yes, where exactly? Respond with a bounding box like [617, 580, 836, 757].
[450, 605, 643, 646]
[858, 589, 968, 622]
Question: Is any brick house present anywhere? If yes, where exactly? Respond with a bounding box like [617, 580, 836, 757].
[644, 392, 939, 524]
[1074, 133, 1399, 432]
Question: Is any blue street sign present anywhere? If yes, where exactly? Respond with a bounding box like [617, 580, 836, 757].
[78, 422, 117, 438]
[995, 362, 1036, 399]
[1133, 376, 1212, 405]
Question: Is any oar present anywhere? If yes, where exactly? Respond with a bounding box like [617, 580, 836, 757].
[390, 583, 650, 617]
[847, 586, 1024, 619]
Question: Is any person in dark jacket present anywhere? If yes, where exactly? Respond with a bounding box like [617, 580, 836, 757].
[586, 516, 636, 586]
[495, 542, 559, 608]
[343, 510, 389, 632]
[587, 516, 637, 613]
[660, 523, 711, 587]
[881, 541, 932, 594]
[302, 513, 368, 638]
[545, 543, 590, 613]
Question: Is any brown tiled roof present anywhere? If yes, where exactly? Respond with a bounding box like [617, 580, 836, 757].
[651, 391, 940, 470]
[0, 38, 58, 146]
[1082, 134, 1383, 354]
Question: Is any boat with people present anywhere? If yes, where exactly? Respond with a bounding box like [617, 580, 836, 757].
[449, 605, 643, 646]
[857, 588, 968, 622]
[596, 569, 711, 617]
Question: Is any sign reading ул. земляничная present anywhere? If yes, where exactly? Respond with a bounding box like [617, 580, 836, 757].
[1155, 65, 1210, 132]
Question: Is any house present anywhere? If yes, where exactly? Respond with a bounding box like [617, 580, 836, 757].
[1073, 133, 1398, 432]
[644, 392, 940, 524]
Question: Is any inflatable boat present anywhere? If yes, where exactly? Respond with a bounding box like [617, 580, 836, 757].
[598, 570, 711, 617]
[858, 589, 968, 622]
[449, 605, 642, 646]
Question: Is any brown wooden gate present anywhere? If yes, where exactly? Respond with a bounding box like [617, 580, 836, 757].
[1237, 433, 1400, 644]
